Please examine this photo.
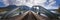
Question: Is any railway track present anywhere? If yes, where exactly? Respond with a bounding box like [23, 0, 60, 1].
[1, 11, 58, 20]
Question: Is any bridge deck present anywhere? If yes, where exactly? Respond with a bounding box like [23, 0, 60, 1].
[2, 11, 57, 20]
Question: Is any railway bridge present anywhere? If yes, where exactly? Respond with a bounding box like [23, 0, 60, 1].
[1, 11, 58, 20]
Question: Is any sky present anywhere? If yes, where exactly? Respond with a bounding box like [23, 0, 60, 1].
[0, 0, 60, 9]
[55, 0, 60, 5]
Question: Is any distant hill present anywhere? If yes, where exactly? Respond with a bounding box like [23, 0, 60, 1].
[19, 5, 30, 11]
[0, 5, 17, 9]
[0, 5, 17, 12]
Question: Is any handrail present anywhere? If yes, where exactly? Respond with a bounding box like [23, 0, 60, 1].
[31, 11, 50, 20]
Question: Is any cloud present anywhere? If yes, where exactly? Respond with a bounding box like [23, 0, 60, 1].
[2, 0, 58, 9]
[3, 0, 9, 6]
[31, 0, 57, 9]
[0, 0, 3, 2]
[43, 0, 58, 9]
[13, 0, 47, 7]
[31, 0, 47, 6]
[49, 0, 54, 2]
[48, 0, 56, 7]
[26, 0, 47, 8]
[15, 0, 26, 6]
[44, 6, 58, 9]
[2, 0, 46, 6]
[0, 0, 9, 7]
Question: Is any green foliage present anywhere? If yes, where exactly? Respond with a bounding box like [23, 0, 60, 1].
[16, 9, 26, 12]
